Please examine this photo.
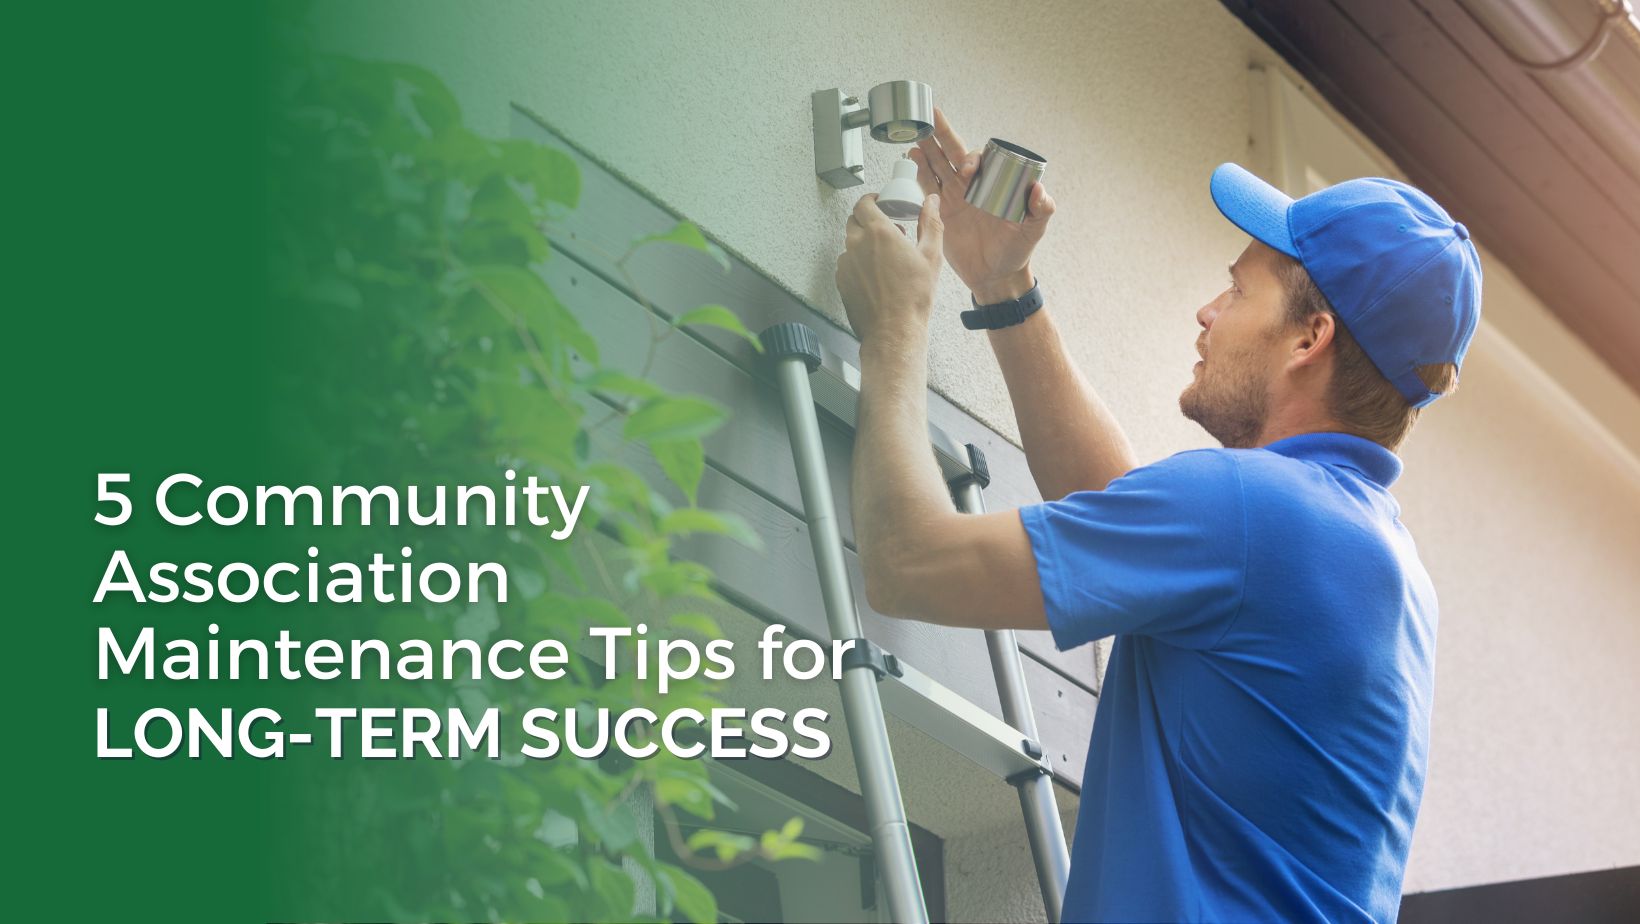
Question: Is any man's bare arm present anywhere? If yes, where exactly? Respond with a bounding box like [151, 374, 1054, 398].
[912, 109, 1138, 498]
[852, 334, 1049, 630]
[836, 193, 1049, 631]
[979, 275, 1138, 497]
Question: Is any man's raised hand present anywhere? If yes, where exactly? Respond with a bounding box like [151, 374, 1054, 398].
[907, 107, 1055, 303]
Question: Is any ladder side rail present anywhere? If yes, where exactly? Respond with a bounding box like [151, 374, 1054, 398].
[950, 461, 1072, 924]
[765, 324, 929, 924]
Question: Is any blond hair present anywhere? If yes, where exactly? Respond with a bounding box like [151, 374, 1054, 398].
[1275, 256, 1457, 451]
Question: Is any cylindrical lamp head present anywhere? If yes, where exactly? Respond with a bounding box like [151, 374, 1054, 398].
[867, 80, 934, 143]
[965, 138, 1046, 223]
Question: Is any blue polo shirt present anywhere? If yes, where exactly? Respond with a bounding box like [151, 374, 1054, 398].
[1020, 432, 1435, 923]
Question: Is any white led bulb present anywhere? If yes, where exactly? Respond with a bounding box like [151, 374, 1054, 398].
[876, 158, 924, 221]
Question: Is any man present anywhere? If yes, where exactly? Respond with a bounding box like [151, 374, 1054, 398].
[835, 108, 1481, 923]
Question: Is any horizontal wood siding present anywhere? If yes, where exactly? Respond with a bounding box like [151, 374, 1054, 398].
[513, 106, 1102, 787]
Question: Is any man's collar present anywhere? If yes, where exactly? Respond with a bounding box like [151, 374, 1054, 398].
[1260, 431, 1403, 487]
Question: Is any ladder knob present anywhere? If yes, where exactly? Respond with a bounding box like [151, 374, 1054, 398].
[948, 442, 992, 492]
[965, 443, 991, 489]
[760, 322, 823, 372]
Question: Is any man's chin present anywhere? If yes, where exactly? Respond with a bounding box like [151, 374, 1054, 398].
[1178, 383, 1202, 422]
[1179, 385, 1232, 445]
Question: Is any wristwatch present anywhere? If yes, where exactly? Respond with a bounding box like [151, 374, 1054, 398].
[960, 279, 1043, 330]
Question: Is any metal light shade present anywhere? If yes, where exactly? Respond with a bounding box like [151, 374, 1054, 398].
[867, 80, 934, 143]
[965, 138, 1047, 223]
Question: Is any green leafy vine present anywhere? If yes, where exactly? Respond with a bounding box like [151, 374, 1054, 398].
[264, 13, 812, 923]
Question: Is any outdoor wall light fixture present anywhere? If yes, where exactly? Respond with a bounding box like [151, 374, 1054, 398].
[812, 80, 935, 189]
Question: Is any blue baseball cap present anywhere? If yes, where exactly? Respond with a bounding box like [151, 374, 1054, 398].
[1209, 163, 1482, 408]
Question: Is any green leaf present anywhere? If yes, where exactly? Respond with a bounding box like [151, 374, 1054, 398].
[658, 508, 760, 548]
[654, 773, 717, 820]
[761, 816, 822, 861]
[631, 221, 730, 272]
[496, 138, 580, 209]
[533, 849, 590, 889]
[587, 856, 637, 918]
[672, 304, 762, 350]
[668, 611, 724, 640]
[420, 121, 492, 171]
[651, 438, 705, 505]
[623, 395, 727, 443]
[585, 461, 655, 515]
[482, 373, 583, 468]
[455, 217, 553, 263]
[468, 263, 599, 365]
[577, 790, 637, 851]
[388, 63, 462, 134]
[580, 368, 665, 401]
[685, 828, 756, 862]
[764, 839, 823, 861]
[469, 173, 534, 226]
[640, 560, 718, 600]
[780, 816, 803, 841]
[658, 865, 719, 924]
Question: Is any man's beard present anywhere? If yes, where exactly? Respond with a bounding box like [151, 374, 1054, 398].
[1179, 344, 1274, 449]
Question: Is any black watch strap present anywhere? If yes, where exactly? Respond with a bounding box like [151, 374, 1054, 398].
[961, 280, 1043, 330]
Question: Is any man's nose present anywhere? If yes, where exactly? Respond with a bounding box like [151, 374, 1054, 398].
[1197, 291, 1227, 329]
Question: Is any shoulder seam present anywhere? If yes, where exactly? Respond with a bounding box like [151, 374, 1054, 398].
[1207, 451, 1250, 650]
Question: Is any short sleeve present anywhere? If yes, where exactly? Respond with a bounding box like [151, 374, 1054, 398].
[1018, 449, 1247, 651]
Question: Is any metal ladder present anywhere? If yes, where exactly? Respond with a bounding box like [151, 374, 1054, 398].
[760, 322, 1072, 924]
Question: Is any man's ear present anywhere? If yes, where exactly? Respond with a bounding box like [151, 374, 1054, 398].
[1288, 310, 1336, 372]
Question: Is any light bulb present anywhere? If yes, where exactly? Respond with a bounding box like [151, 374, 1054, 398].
[876, 158, 924, 221]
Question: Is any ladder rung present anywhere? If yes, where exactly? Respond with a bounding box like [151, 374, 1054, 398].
[878, 657, 1052, 783]
[798, 330, 978, 485]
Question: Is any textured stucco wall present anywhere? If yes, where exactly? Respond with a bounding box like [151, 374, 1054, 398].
[319, 0, 1640, 902]
[944, 809, 1081, 924]
[1396, 318, 1640, 891]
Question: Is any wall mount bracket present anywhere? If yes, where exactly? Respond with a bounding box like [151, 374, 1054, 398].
[813, 88, 870, 188]
[813, 81, 934, 189]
